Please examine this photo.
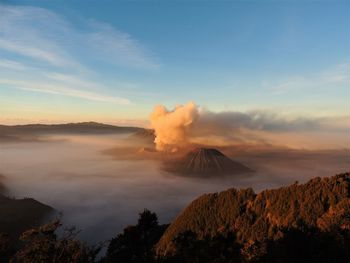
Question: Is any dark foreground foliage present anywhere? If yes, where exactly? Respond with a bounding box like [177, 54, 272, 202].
[2, 173, 350, 262]
[102, 209, 167, 263]
[2, 210, 350, 263]
[104, 217, 350, 263]
[0, 221, 100, 263]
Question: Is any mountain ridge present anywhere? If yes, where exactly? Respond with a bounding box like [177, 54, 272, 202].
[0, 122, 144, 142]
[0, 122, 143, 133]
[156, 172, 350, 256]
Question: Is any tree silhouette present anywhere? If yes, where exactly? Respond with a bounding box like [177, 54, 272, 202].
[12, 220, 100, 263]
[0, 232, 11, 262]
[104, 209, 167, 263]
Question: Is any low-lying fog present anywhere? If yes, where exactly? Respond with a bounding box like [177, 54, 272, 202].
[0, 133, 349, 243]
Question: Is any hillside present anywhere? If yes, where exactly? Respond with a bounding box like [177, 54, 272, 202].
[156, 172, 350, 256]
[0, 194, 54, 240]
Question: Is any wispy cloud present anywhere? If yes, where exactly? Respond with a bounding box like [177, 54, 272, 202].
[264, 63, 350, 94]
[0, 4, 159, 70]
[0, 59, 31, 71]
[0, 79, 130, 105]
[44, 72, 137, 92]
[0, 4, 159, 105]
[86, 21, 160, 69]
[0, 5, 78, 68]
[0, 39, 75, 68]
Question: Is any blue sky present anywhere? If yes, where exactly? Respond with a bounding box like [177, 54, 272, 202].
[0, 0, 349, 125]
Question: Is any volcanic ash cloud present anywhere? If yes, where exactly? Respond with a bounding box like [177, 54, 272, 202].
[150, 102, 199, 151]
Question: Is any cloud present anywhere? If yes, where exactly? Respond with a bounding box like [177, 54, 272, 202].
[0, 4, 158, 69]
[265, 63, 350, 94]
[0, 5, 78, 68]
[0, 4, 159, 105]
[0, 59, 31, 71]
[44, 72, 137, 92]
[0, 78, 130, 105]
[0, 39, 75, 68]
[86, 21, 160, 69]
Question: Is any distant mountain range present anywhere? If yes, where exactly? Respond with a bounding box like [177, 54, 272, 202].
[0, 122, 143, 135]
[0, 122, 145, 143]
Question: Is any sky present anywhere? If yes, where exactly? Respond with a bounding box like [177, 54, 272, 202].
[0, 0, 349, 126]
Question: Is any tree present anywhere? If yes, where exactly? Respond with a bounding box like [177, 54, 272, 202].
[161, 231, 242, 263]
[12, 220, 100, 263]
[104, 209, 167, 263]
[258, 227, 350, 263]
[0, 232, 11, 262]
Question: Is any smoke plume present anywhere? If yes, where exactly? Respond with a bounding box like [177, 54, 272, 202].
[150, 102, 199, 151]
[150, 102, 350, 150]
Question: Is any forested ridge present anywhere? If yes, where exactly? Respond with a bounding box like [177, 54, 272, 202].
[157, 172, 350, 256]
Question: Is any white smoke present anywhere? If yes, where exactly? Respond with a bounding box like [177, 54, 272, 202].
[149, 102, 350, 150]
[150, 102, 199, 151]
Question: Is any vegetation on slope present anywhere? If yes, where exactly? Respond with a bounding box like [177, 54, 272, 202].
[102, 210, 167, 263]
[156, 173, 350, 256]
[3, 220, 100, 263]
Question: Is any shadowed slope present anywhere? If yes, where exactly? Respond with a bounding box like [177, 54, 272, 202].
[0, 194, 54, 240]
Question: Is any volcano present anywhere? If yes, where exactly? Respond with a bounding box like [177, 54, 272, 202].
[164, 148, 252, 176]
